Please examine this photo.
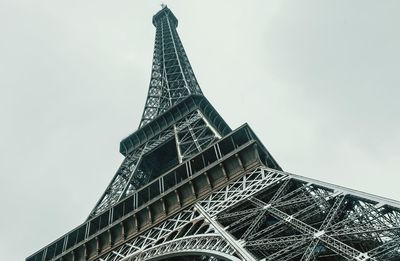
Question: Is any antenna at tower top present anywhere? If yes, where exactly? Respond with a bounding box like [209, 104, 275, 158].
[161, 3, 167, 9]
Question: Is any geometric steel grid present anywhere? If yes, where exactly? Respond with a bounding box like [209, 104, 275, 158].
[98, 166, 400, 261]
[26, 5, 400, 261]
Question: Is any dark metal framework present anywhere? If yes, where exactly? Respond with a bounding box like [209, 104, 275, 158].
[140, 7, 202, 128]
[27, 6, 400, 261]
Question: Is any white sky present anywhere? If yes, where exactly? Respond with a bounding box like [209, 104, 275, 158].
[0, 1, 399, 260]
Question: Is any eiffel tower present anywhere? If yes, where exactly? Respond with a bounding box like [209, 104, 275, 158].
[27, 6, 400, 261]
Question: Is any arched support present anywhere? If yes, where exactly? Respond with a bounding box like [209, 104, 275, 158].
[120, 235, 240, 261]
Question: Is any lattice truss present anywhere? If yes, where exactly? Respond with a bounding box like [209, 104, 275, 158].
[140, 8, 202, 128]
[98, 167, 400, 261]
[218, 177, 400, 260]
[90, 111, 220, 217]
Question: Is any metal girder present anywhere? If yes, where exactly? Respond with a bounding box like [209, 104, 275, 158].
[264, 239, 309, 261]
[268, 179, 291, 203]
[244, 203, 321, 241]
[300, 195, 345, 261]
[195, 204, 256, 261]
[218, 208, 261, 221]
[248, 197, 374, 260]
[367, 237, 400, 259]
[246, 234, 312, 249]
[228, 210, 260, 234]
[240, 209, 267, 240]
[212, 167, 400, 261]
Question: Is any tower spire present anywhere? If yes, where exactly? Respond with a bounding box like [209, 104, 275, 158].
[83, 7, 230, 218]
[140, 6, 202, 127]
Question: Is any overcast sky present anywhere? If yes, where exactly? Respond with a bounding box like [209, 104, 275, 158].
[1, 1, 399, 260]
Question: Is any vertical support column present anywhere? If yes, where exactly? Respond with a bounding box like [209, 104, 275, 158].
[165, 14, 190, 91]
[187, 124, 202, 152]
[173, 124, 183, 163]
[197, 109, 222, 139]
[160, 16, 172, 108]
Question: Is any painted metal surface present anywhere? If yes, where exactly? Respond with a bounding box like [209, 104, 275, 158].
[27, 6, 400, 261]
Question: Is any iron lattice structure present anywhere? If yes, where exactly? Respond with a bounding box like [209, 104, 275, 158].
[27, 6, 400, 261]
[140, 7, 202, 128]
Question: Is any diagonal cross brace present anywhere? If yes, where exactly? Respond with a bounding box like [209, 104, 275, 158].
[249, 197, 376, 261]
[195, 203, 257, 261]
